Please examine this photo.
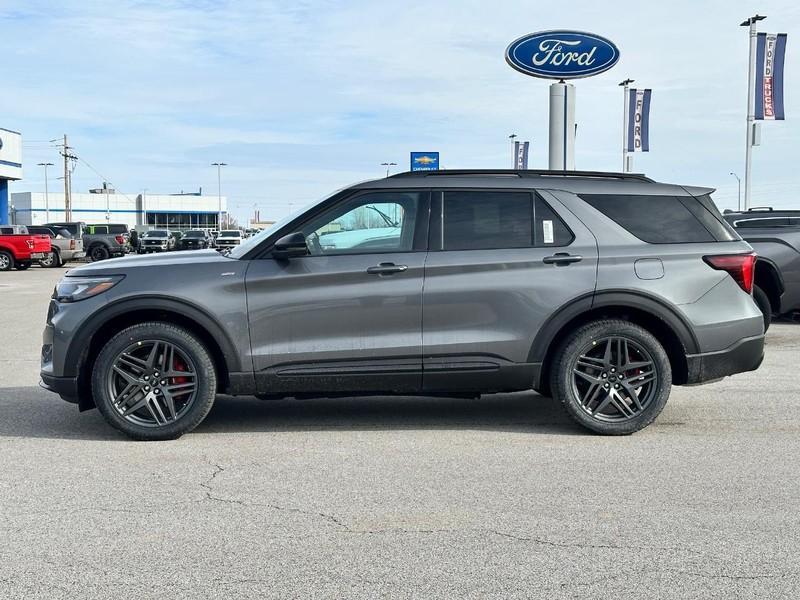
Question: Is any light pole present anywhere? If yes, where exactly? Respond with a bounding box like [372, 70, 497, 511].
[619, 78, 635, 172]
[741, 14, 767, 211]
[381, 162, 397, 177]
[508, 133, 517, 168]
[730, 172, 742, 211]
[212, 162, 227, 230]
[37, 162, 54, 223]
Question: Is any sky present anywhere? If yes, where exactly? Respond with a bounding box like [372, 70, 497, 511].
[2, 0, 799, 224]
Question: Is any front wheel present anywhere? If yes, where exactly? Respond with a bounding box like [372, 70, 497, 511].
[92, 322, 218, 440]
[550, 320, 672, 435]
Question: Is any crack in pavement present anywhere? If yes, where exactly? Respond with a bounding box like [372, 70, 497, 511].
[489, 530, 700, 554]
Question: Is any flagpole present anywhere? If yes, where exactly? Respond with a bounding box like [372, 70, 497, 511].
[619, 78, 634, 172]
[741, 14, 766, 211]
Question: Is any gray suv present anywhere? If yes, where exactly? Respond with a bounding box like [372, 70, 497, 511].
[40, 170, 765, 440]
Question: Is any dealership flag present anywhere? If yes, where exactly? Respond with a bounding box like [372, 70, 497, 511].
[514, 140, 530, 169]
[755, 33, 787, 120]
[626, 88, 652, 152]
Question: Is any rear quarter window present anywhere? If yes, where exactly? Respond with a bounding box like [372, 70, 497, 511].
[579, 194, 737, 244]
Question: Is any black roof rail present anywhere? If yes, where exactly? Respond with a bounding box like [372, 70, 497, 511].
[389, 169, 654, 183]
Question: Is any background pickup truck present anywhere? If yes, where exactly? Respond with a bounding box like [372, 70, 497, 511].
[724, 208, 800, 327]
[83, 223, 130, 261]
[26, 225, 86, 267]
[0, 225, 52, 271]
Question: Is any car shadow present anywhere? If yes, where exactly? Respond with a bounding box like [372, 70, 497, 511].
[0, 387, 583, 441]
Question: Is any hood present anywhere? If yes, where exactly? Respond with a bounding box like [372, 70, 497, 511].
[66, 249, 230, 276]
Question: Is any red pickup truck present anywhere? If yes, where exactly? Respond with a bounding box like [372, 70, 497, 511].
[0, 225, 52, 271]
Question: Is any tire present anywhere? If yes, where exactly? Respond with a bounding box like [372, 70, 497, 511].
[550, 319, 672, 435]
[92, 322, 218, 440]
[752, 285, 772, 333]
[39, 250, 61, 268]
[0, 250, 13, 271]
[90, 245, 110, 261]
[15, 261, 31, 270]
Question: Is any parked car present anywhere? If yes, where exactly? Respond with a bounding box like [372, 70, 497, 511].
[41, 169, 764, 440]
[138, 229, 175, 253]
[0, 225, 52, 271]
[178, 229, 213, 250]
[215, 229, 243, 251]
[26, 225, 86, 267]
[723, 208, 800, 327]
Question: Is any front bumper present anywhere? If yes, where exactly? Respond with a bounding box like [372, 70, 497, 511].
[685, 334, 765, 384]
[39, 373, 79, 403]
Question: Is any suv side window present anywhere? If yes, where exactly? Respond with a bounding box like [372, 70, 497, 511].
[442, 191, 532, 250]
[534, 196, 574, 247]
[579, 194, 725, 244]
[301, 191, 420, 255]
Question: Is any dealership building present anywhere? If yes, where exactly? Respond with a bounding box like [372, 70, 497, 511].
[11, 189, 227, 231]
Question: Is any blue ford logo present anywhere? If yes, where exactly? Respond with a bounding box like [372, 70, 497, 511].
[506, 30, 620, 79]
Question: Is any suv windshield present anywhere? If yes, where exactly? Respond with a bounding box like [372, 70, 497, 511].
[143, 230, 169, 238]
[219, 230, 241, 237]
[183, 230, 205, 238]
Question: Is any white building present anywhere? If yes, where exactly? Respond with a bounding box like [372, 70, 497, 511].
[11, 191, 227, 231]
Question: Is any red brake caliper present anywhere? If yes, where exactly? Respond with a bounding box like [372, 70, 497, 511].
[172, 355, 189, 388]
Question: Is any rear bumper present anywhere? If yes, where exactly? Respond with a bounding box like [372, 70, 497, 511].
[685, 334, 765, 384]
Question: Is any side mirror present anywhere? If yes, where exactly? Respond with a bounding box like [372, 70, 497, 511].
[273, 232, 309, 259]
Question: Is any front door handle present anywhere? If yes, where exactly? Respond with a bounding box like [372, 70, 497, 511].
[543, 253, 583, 266]
[366, 262, 408, 275]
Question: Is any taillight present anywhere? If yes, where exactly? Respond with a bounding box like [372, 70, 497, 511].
[26, 239, 34, 249]
[69, 239, 76, 250]
[703, 253, 756, 294]
[115, 235, 125, 244]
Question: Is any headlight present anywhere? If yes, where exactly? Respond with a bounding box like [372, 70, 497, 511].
[54, 275, 124, 303]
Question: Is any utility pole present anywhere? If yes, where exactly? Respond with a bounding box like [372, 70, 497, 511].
[212, 162, 227, 230]
[741, 14, 766, 211]
[619, 78, 635, 172]
[38, 162, 54, 222]
[61, 134, 73, 221]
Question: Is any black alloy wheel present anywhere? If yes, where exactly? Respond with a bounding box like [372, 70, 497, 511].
[551, 320, 671, 435]
[90, 245, 110, 261]
[570, 336, 658, 422]
[92, 322, 217, 440]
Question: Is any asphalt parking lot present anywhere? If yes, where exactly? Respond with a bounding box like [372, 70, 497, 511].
[1, 265, 799, 599]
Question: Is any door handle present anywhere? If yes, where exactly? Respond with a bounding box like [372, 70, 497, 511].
[366, 262, 408, 275]
[543, 253, 583, 265]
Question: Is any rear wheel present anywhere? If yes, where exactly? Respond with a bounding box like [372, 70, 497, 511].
[92, 322, 218, 440]
[0, 251, 13, 271]
[90, 245, 110, 261]
[39, 250, 61, 268]
[752, 285, 772, 333]
[550, 320, 672, 435]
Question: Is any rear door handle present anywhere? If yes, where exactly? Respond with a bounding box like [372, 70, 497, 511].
[366, 262, 408, 275]
[543, 253, 583, 265]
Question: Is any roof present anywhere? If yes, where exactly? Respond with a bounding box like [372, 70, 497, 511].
[353, 169, 710, 196]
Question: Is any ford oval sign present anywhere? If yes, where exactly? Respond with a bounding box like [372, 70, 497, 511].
[506, 30, 620, 80]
